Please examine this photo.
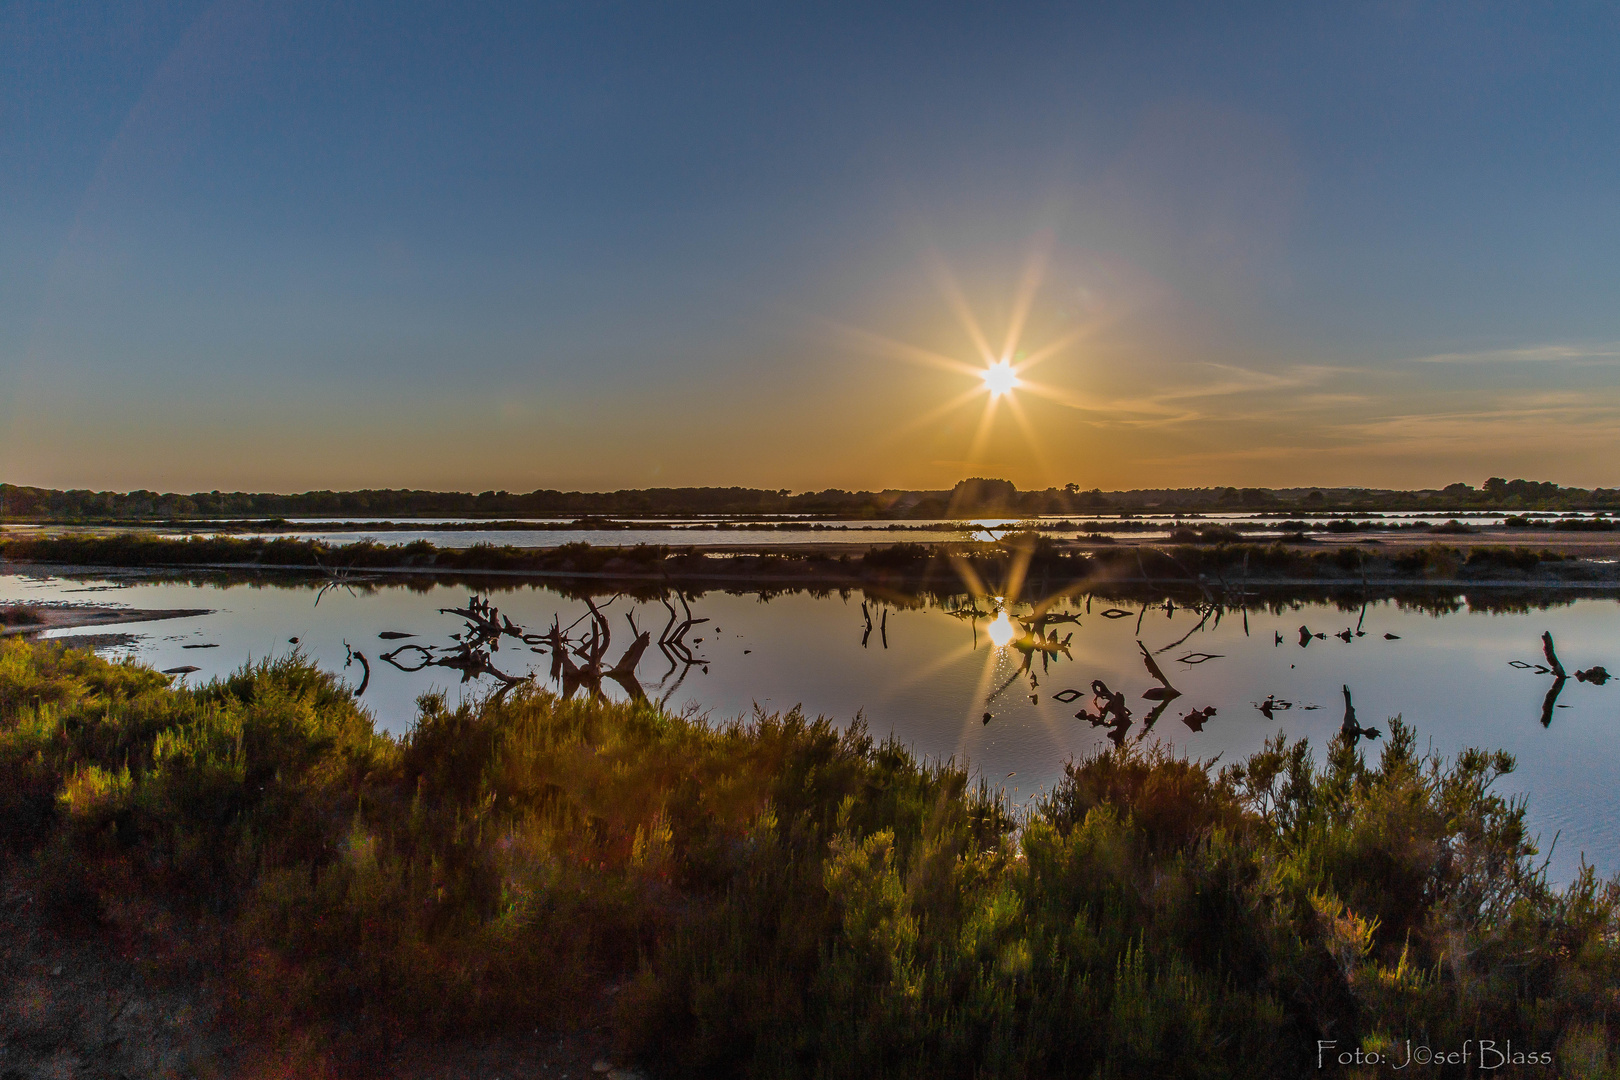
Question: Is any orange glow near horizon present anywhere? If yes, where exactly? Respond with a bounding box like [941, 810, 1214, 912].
[832, 248, 1104, 483]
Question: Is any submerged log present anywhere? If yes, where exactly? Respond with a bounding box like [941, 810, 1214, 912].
[1340, 685, 1381, 741]
[1542, 632, 1567, 679]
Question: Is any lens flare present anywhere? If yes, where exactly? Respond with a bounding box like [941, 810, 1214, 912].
[987, 610, 1017, 648]
[982, 359, 1020, 398]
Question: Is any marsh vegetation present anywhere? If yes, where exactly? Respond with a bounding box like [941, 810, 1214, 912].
[1, 637, 1617, 1076]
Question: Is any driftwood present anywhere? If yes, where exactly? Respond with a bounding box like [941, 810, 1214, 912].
[1257, 695, 1293, 720]
[1180, 705, 1216, 732]
[1508, 631, 1616, 724]
[343, 641, 371, 697]
[1340, 685, 1381, 742]
[1014, 611, 1074, 663]
[1137, 641, 1180, 703]
[1541, 632, 1566, 678]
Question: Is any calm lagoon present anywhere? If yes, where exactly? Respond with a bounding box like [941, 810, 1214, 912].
[5, 568, 1616, 884]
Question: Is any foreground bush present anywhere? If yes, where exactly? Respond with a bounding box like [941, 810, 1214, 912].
[0, 638, 1616, 1076]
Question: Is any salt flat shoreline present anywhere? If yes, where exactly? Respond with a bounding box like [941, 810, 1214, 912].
[0, 602, 212, 636]
[5, 524, 1620, 595]
[5, 555, 1620, 594]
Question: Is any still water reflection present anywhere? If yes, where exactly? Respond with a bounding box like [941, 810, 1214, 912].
[4, 570, 1616, 884]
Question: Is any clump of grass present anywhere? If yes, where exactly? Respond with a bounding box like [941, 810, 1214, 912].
[1, 638, 1616, 1075]
[0, 604, 44, 626]
[861, 542, 931, 568]
[1168, 524, 1245, 545]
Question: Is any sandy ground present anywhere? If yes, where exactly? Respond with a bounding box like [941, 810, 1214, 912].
[0, 604, 212, 638]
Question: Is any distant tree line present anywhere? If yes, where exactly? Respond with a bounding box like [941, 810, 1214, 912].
[0, 476, 1615, 522]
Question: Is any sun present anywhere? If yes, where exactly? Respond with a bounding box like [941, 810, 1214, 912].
[830, 246, 1097, 472]
[982, 359, 1020, 398]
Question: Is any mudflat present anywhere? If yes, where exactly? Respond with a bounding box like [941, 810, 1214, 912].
[0, 604, 211, 637]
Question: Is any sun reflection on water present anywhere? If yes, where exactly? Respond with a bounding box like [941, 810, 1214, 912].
[987, 610, 1017, 648]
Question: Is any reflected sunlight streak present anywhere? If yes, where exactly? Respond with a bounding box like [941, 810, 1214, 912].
[987, 611, 1017, 648]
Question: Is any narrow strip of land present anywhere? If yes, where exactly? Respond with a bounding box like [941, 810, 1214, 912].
[0, 604, 212, 636]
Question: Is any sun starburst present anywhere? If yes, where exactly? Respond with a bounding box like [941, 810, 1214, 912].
[982, 359, 1020, 398]
[830, 245, 1108, 474]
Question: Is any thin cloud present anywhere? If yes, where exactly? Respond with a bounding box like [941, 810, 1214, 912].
[1407, 344, 1620, 365]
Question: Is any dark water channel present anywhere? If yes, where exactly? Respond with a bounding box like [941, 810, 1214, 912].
[5, 569, 1617, 884]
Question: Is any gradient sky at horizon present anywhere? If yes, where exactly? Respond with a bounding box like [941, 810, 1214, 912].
[4, 1, 1619, 494]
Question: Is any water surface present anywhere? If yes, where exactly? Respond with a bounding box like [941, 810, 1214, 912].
[5, 569, 1616, 884]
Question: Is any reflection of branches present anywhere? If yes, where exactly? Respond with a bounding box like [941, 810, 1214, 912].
[343, 640, 370, 697]
[379, 590, 710, 705]
[1540, 676, 1567, 728]
[380, 638, 526, 691]
[1138, 696, 1174, 737]
[858, 600, 893, 650]
[1137, 641, 1180, 701]
[986, 666, 1025, 702]
[652, 592, 709, 706]
[379, 594, 540, 699]
[607, 611, 652, 701]
[1069, 678, 1133, 745]
[312, 551, 371, 608]
[378, 643, 436, 671]
[1153, 603, 1215, 655]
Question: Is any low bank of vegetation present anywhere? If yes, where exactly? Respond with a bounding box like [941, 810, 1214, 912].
[1, 639, 1616, 1076]
[0, 531, 1612, 591]
[4, 475, 1619, 522]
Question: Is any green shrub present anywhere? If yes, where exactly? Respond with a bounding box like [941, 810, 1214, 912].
[0, 639, 1615, 1075]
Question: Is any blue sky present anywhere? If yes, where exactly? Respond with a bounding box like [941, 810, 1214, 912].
[3, 1, 1618, 491]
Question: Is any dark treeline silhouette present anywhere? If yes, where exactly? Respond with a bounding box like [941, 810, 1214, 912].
[3, 475, 1618, 522]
